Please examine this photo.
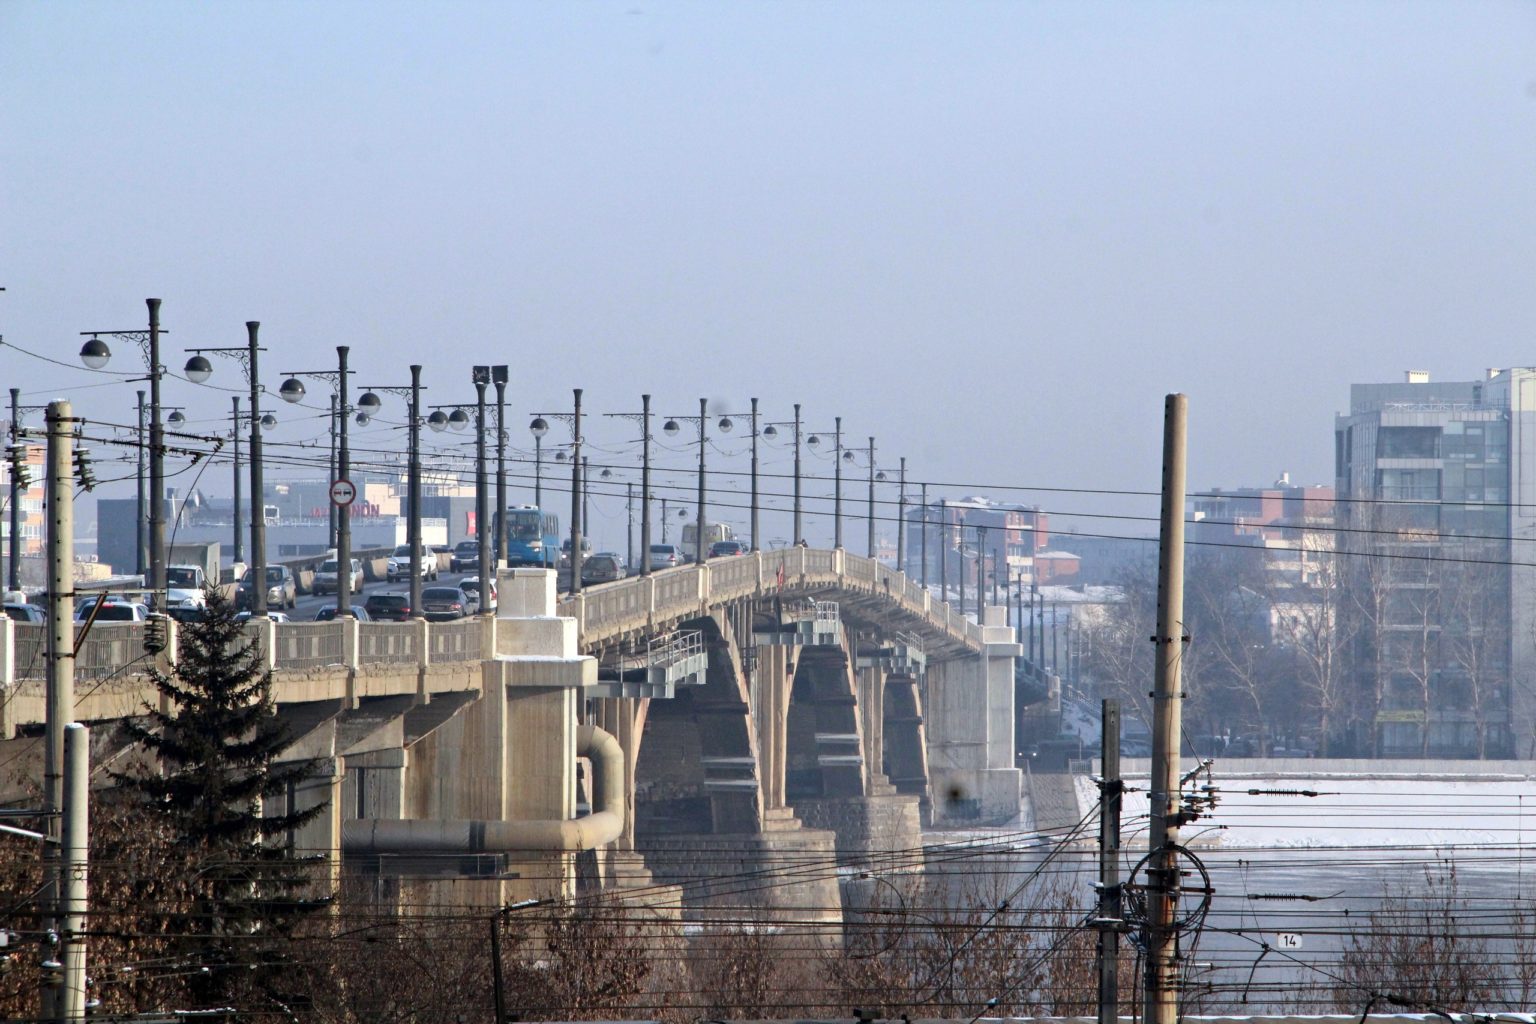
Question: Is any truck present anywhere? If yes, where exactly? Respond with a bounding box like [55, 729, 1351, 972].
[680, 522, 733, 562]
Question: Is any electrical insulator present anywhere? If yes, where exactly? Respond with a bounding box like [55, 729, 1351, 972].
[143, 614, 169, 655]
[6, 445, 29, 490]
[73, 444, 96, 491]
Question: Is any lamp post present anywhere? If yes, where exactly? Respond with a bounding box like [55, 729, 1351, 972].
[895, 457, 907, 573]
[358, 368, 426, 616]
[920, 483, 928, 588]
[762, 404, 804, 545]
[279, 347, 356, 617]
[472, 367, 491, 613]
[841, 436, 882, 559]
[663, 399, 711, 565]
[493, 366, 508, 570]
[807, 417, 843, 548]
[230, 398, 244, 564]
[78, 299, 165, 609]
[530, 390, 583, 591]
[602, 395, 653, 576]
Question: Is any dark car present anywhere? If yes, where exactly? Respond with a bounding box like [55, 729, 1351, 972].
[421, 585, 468, 622]
[449, 540, 479, 573]
[314, 604, 371, 621]
[3, 603, 43, 624]
[580, 553, 626, 585]
[362, 592, 411, 621]
[709, 540, 749, 558]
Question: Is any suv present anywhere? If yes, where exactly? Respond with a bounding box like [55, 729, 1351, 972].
[581, 553, 626, 585]
[363, 592, 412, 621]
[648, 544, 681, 570]
[238, 565, 297, 610]
[449, 539, 479, 573]
[313, 557, 364, 596]
[387, 545, 437, 583]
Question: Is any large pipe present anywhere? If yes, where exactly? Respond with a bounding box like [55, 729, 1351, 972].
[342, 724, 623, 854]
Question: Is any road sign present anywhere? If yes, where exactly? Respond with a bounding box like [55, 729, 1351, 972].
[329, 478, 357, 507]
[1276, 932, 1303, 950]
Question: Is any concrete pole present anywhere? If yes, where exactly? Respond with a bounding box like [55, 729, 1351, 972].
[939, 500, 947, 601]
[1145, 393, 1189, 1024]
[626, 482, 634, 570]
[896, 457, 906, 573]
[920, 483, 928, 588]
[61, 721, 89, 1024]
[833, 417, 842, 550]
[336, 346, 353, 618]
[43, 400, 74, 1022]
[496, 378, 508, 570]
[147, 299, 165, 614]
[792, 403, 803, 545]
[1097, 699, 1122, 1024]
[231, 397, 242, 565]
[247, 322, 267, 616]
[581, 457, 590, 536]
[750, 397, 759, 551]
[695, 397, 707, 565]
[534, 434, 542, 508]
[328, 393, 338, 550]
[408, 366, 423, 618]
[569, 389, 583, 595]
[136, 391, 148, 578]
[640, 394, 652, 577]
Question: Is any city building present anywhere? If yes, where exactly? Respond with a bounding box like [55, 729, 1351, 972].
[0, 440, 45, 581]
[1335, 368, 1531, 758]
[902, 497, 1048, 590]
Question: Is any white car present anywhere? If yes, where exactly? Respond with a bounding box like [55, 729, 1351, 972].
[458, 576, 497, 614]
[313, 557, 364, 595]
[165, 565, 208, 613]
[386, 545, 437, 583]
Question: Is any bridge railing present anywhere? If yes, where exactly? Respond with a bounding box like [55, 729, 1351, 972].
[583, 580, 651, 635]
[652, 568, 698, 612]
[429, 618, 483, 663]
[76, 623, 149, 683]
[709, 556, 758, 599]
[13, 624, 45, 679]
[269, 622, 347, 672]
[359, 622, 419, 664]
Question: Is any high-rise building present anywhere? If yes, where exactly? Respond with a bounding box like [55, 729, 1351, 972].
[1335, 369, 1530, 758]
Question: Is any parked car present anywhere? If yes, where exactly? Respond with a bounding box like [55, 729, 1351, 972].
[237, 565, 297, 610]
[648, 543, 682, 570]
[4, 603, 43, 624]
[315, 604, 371, 621]
[387, 544, 437, 582]
[458, 576, 497, 615]
[363, 592, 411, 621]
[312, 557, 364, 596]
[709, 540, 749, 558]
[449, 539, 480, 573]
[421, 585, 469, 621]
[581, 553, 626, 585]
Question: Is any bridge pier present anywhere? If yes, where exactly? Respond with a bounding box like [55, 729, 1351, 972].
[924, 611, 1024, 824]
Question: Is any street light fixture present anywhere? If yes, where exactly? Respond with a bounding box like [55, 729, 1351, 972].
[602, 395, 654, 576]
[529, 394, 583, 592]
[280, 347, 356, 617]
[663, 399, 712, 565]
[78, 299, 167, 609]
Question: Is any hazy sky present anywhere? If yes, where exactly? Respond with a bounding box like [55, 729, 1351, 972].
[4, 1, 1535, 545]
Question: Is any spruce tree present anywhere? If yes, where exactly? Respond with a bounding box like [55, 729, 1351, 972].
[115, 587, 329, 1007]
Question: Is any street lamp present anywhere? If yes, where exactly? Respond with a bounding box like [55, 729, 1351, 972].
[184, 322, 270, 614]
[491, 366, 509, 571]
[279, 347, 357, 617]
[357, 368, 426, 617]
[472, 366, 491, 614]
[841, 436, 880, 559]
[762, 403, 803, 545]
[602, 394, 654, 576]
[663, 398, 711, 564]
[806, 416, 844, 548]
[77, 299, 166, 609]
[529, 417, 548, 507]
[529, 392, 583, 592]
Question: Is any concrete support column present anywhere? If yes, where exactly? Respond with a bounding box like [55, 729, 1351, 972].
[592, 696, 648, 851]
[753, 644, 793, 811]
[415, 617, 431, 702]
[857, 662, 887, 787]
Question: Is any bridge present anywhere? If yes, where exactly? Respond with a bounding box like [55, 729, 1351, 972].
[0, 548, 1039, 921]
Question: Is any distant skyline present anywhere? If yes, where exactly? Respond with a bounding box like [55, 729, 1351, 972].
[5, 2, 1534, 546]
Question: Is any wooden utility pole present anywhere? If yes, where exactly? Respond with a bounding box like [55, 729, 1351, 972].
[1144, 393, 1189, 1024]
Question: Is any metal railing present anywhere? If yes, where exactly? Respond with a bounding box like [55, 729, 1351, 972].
[75, 623, 150, 683]
[429, 619, 483, 663]
[271, 622, 347, 672]
[359, 622, 418, 664]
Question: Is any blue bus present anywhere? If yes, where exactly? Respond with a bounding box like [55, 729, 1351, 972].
[496, 505, 561, 567]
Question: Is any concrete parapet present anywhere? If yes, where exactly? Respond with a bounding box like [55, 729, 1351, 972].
[489, 655, 594, 690]
[498, 568, 556, 617]
[499, 616, 578, 659]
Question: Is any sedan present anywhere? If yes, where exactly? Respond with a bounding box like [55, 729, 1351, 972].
[580, 553, 626, 585]
[709, 540, 749, 558]
[421, 586, 468, 622]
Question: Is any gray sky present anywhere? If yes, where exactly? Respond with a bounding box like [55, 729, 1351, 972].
[4, 1, 1535, 546]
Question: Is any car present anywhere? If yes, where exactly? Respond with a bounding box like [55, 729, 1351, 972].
[458, 576, 497, 615]
[164, 564, 209, 613]
[4, 603, 43, 624]
[312, 557, 364, 596]
[76, 598, 149, 622]
[237, 565, 297, 610]
[648, 543, 682, 570]
[709, 540, 749, 558]
[234, 610, 291, 624]
[315, 604, 371, 621]
[387, 544, 437, 582]
[421, 585, 469, 621]
[580, 553, 626, 585]
[362, 592, 411, 621]
[449, 539, 480, 573]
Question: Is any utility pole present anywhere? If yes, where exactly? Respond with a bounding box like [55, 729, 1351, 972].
[896, 457, 906, 573]
[920, 483, 928, 588]
[1097, 699, 1122, 1024]
[61, 721, 89, 1024]
[494, 367, 509, 570]
[938, 499, 947, 601]
[136, 391, 148, 577]
[42, 400, 75, 1022]
[793, 403, 802, 545]
[626, 482, 634, 570]
[569, 389, 583, 595]
[1145, 393, 1189, 1024]
[230, 397, 243, 565]
[749, 397, 760, 551]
